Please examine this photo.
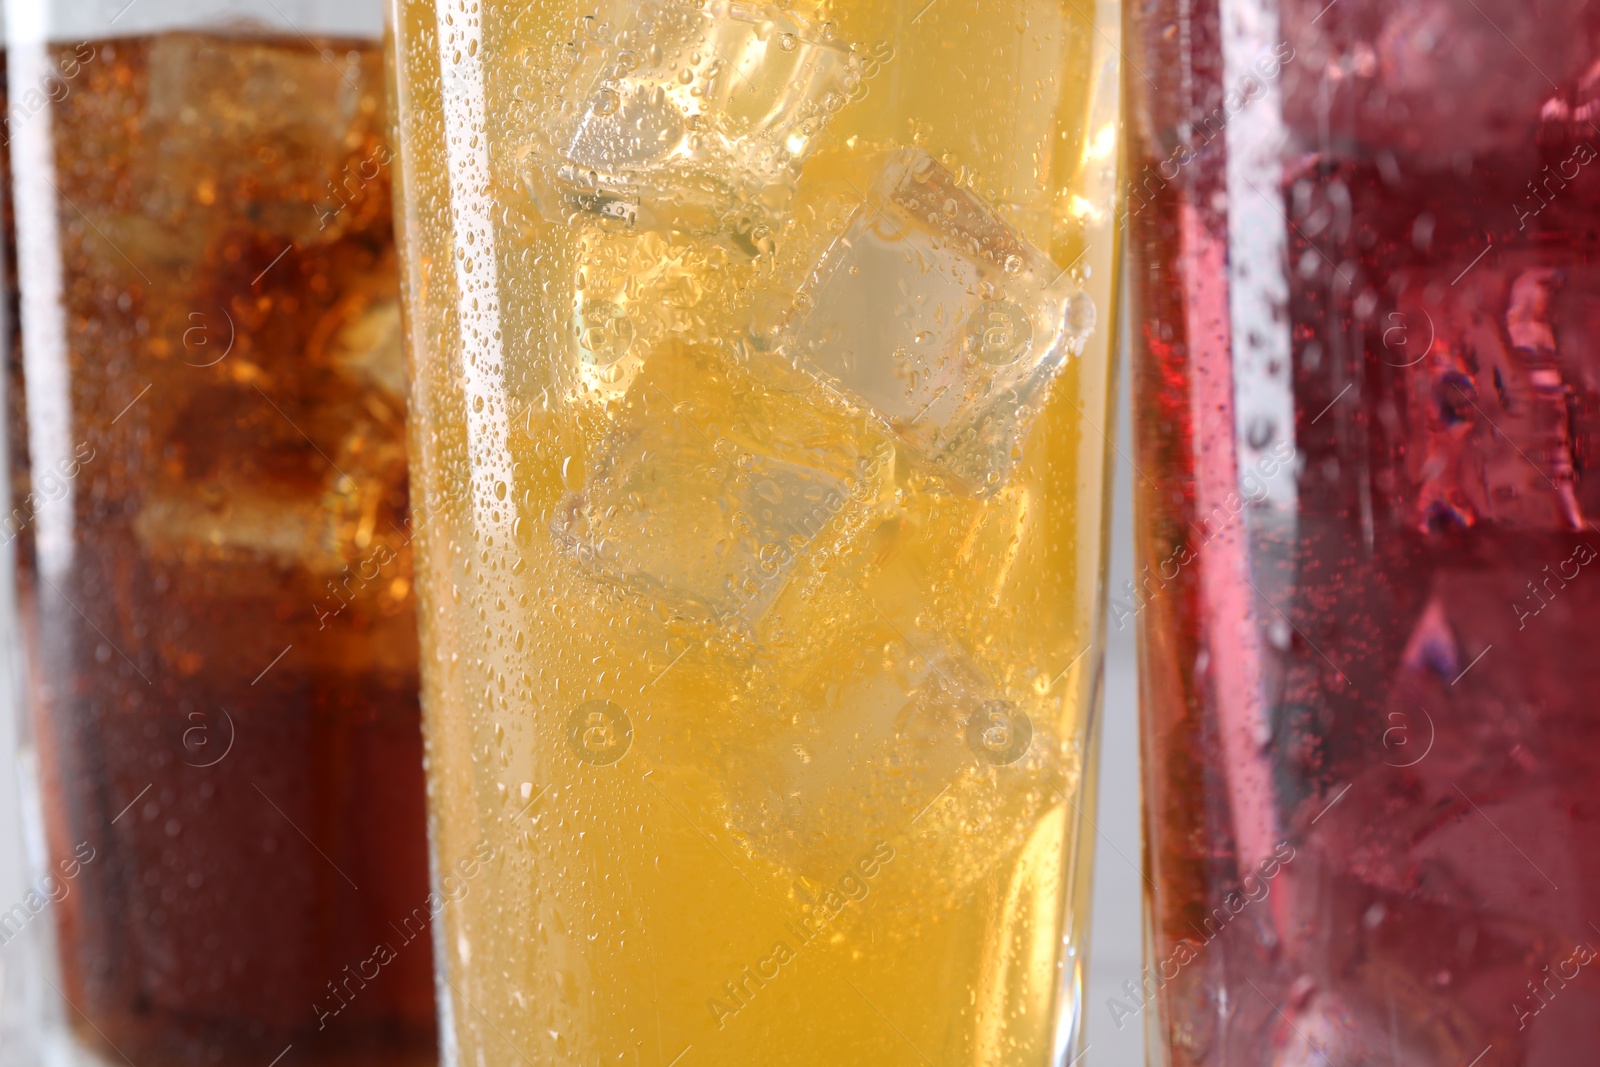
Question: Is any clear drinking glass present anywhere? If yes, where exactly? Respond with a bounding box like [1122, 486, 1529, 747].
[0, 5, 53, 1060]
[389, 0, 1122, 1062]
[1126, 0, 1600, 1062]
[5, 2, 436, 1064]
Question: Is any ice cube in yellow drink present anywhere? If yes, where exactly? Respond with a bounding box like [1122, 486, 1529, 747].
[387, 0, 1122, 1061]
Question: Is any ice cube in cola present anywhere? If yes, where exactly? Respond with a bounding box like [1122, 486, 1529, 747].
[114, 34, 381, 263]
[526, 0, 860, 236]
[763, 148, 1094, 495]
[135, 285, 408, 576]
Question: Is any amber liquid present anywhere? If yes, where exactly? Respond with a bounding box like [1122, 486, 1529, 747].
[13, 34, 433, 1066]
[392, 0, 1122, 1063]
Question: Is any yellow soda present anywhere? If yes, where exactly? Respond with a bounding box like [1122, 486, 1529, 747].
[387, 0, 1121, 1061]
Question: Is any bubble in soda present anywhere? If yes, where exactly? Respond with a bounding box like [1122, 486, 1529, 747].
[764, 148, 1095, 495]
[527, 0, 860, 235]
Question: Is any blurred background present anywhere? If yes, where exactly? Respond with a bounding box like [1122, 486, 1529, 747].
[1085, 337, 1144, 1067]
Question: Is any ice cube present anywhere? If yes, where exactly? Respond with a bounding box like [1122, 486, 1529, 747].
[551, 340, 886, 633]
[761, 149, 1094, 496]
[134, 291, 410, 578]
[1268, 983, 1479, 1066]
[134, 485, 336, 571]
[566, 230, 725, 400]
[525, 0, 859, 235]
[323, 294, 406, 402]
[133, 407, 407, 577]
[722, 631, 1070, 903]
[1279, 0, 1595, 167]
[139, 34, 387, 250]
[1400, 256, 1591, 532]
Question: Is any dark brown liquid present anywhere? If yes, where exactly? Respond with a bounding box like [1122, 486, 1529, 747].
[14, 34, 435, 1066]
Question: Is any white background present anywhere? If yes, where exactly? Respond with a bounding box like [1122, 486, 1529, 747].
[30, 0, 382, 42]
[1084, 353, 1147, 1067]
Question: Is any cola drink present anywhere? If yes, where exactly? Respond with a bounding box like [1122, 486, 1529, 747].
[8, 32, 434, 1067]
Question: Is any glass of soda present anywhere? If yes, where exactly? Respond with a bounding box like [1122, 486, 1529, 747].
[1126, 0, 1600, 1062]
[5, 1, 435, 1063]
[388, 0, 1122, 1062]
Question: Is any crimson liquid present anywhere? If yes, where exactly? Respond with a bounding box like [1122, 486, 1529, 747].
[1127, 0, 1600, 1062]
